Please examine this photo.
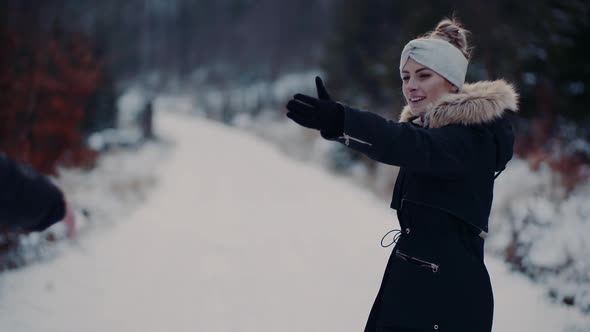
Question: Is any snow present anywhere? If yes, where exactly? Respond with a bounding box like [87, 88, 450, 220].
[1, 110, 589, 331]
[116, 86, 149, 127]
[489, 159, 590, 313]
[0, 141, 168, 269]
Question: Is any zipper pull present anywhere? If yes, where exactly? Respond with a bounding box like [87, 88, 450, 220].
[431, 264, 439, 273]
[337, 134, 350, 146]
[341, 133, 373, 146]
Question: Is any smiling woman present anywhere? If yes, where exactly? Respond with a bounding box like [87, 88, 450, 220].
[286, 16, 518, 332]
[402, 59, 458, 116]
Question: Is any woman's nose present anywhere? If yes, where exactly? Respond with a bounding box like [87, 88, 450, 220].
[406, 77, 418, 91]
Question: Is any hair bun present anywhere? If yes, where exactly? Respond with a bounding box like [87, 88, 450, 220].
[428, 18, 471, 60]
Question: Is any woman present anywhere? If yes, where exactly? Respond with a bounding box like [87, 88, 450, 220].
[285, 18, 518, 332]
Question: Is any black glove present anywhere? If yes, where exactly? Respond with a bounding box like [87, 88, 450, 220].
[286, 76, 344, 136]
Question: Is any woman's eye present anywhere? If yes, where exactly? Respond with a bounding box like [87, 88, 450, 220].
[420, 74, 431, 78]
[402, 77, 409, 81]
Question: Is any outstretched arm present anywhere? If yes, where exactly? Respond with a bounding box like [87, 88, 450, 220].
[285, 76, 476, 178]
[324, 105, 475, 178]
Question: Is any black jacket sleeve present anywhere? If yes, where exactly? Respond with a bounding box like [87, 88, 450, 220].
[322, 105, 477, 178]
[0, 153, 66, 231]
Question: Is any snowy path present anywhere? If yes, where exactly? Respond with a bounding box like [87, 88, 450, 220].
[1, 111, 588, 332]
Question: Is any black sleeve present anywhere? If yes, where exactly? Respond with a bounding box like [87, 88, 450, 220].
[321, 105, 476, 178]
[0, 153, 66, 231]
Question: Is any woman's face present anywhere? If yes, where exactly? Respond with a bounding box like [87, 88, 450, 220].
[401, 57, 456, 115]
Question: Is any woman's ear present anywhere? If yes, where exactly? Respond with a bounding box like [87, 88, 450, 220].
[447, 82, 459, 93]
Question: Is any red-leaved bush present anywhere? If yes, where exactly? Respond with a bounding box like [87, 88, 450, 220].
[0, 25, 99, 174]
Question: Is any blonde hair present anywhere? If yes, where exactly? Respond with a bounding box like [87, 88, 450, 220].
[421, 17, 472, 60]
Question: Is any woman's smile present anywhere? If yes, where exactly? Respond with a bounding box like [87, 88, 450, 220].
[409, 96, 426, 103]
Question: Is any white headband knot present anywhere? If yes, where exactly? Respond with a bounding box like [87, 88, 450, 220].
[400, 38, 468, 90]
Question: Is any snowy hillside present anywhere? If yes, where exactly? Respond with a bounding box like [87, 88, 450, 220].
[0, 110, 588, 332]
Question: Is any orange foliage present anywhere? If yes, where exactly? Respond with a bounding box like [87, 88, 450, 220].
[513, 80, 590, 195]
[514, 117, 590, 195]
[0, 26, 99, 175]
[548, 152, 590, 194]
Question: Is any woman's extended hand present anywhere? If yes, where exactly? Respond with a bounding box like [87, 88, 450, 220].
[62, 199, 76, 239]
[285, 76, 344, 135]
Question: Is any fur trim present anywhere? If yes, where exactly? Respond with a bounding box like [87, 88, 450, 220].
[399, 80, 519, 128]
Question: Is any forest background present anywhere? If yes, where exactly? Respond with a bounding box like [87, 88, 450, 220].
[1, 0, 589, 317]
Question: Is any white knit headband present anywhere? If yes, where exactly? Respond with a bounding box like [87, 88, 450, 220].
[399, 38, 469, 90]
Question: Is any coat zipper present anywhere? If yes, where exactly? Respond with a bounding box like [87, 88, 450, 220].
[400, 198, 487, 239]
[395, 249, 440, 273]
[339, 133, 373, 147]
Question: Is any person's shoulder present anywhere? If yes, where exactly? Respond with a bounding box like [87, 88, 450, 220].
[424, 80, 519, 129]
[428, 123, 485, 143]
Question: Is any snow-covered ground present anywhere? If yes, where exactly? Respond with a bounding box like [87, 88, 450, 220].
[1, 110, 588, 332]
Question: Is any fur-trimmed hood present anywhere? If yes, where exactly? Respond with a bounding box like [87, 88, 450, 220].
[399, 79, 518, 173]
[399, 79, 519, 128]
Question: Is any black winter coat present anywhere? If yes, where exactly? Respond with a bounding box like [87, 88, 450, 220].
[0, 153, 66, 232]
[322, 80, 518, 332]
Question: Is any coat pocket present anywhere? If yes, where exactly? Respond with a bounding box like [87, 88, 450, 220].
[375, 249, 444, 331]
[395, 249, 440, 273]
